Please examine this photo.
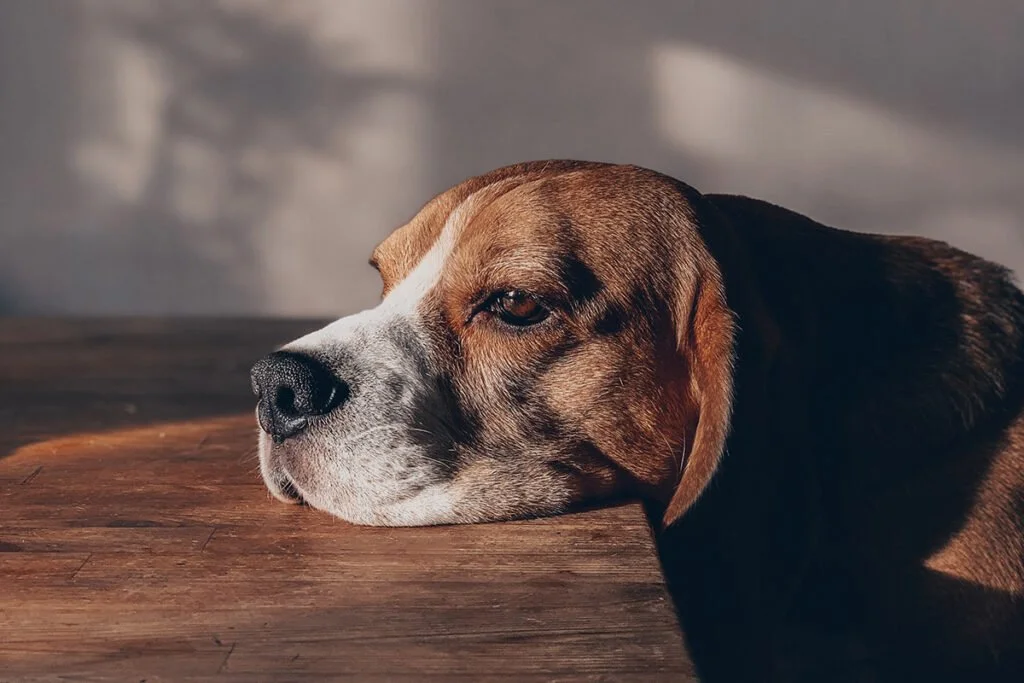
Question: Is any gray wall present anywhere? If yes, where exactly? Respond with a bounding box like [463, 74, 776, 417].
[2, 0, 1022, 315]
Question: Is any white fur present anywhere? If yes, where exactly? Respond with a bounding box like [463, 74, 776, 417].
[259, 186, 496, 526]
[286, 190, 482, 353]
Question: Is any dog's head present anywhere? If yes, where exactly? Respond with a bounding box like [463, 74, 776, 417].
[252, 161, 737, 527]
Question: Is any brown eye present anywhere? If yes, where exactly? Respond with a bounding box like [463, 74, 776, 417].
[489, 290, 549, 326]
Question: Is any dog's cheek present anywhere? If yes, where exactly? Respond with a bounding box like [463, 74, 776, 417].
[549, 439, 629, 502]
[544, 338, 684, 491]
[448, 457, 574, 522]
[441, 364, 587, 517]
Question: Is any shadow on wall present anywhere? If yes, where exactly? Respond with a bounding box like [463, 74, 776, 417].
[0, 0, 1021, 315]
[427, 0, 1024, 266]
[1, 0, 422, 314]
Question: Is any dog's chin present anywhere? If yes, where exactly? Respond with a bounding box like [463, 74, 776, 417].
[276, 472, 461, 527]
[255, 429, 577, 527]
[257, 432, 463, 527]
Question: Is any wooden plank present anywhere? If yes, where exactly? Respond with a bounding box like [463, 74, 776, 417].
[0, 552, 92, 583]
[0, 526, 216, 554]
[0, 319, 695, 681]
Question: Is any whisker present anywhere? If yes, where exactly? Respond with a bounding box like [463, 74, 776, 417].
[388, 443, 458, 473]
[412, 407, 464, 441]
[341, 423, 406, 443]
[255, 418, 459, 473]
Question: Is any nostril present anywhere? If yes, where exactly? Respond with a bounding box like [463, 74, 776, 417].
[322, 381, 349, 414]
[274, 385, 299, 417]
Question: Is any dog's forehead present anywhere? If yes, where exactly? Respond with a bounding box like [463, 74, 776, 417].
[372, 161, 683, 295]
[372, 163, 610, 280]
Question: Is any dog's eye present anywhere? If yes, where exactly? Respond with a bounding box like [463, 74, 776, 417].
[489, 290, 549, 326]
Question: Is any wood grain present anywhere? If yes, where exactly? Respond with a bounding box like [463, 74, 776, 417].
[0, 319, 695, 681]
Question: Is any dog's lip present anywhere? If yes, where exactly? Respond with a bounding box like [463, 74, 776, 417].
[274, 471, 308, 505]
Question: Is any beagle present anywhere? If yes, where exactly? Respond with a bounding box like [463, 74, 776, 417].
[251, 161, 1024, 682]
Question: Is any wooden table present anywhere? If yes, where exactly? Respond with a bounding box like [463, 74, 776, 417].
[0, 319, 694, 681]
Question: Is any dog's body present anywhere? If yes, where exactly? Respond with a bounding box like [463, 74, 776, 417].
[252, 161, 1024, 681]
[664, 195, 1024, 681]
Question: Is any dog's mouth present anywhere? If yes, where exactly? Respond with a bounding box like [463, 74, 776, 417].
[276, 473, 307, 505]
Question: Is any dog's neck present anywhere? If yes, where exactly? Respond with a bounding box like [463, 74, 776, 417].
[709, 194, 1024, 468]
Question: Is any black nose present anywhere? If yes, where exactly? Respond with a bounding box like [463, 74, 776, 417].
[250, 351, 348, 442]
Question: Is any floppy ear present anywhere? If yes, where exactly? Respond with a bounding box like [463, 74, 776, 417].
[663, 256, 737, 527]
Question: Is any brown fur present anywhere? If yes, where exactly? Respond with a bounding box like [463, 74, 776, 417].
[365, 161, 1024, 681]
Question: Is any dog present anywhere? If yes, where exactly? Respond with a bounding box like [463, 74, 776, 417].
[251, 160, 1024, 682]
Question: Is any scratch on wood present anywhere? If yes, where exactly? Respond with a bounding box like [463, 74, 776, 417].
[70, 553, 93, 581]
[200, 527, 218, 552]
[21, 466, 43, 485]
[217, 642, 236, 674]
